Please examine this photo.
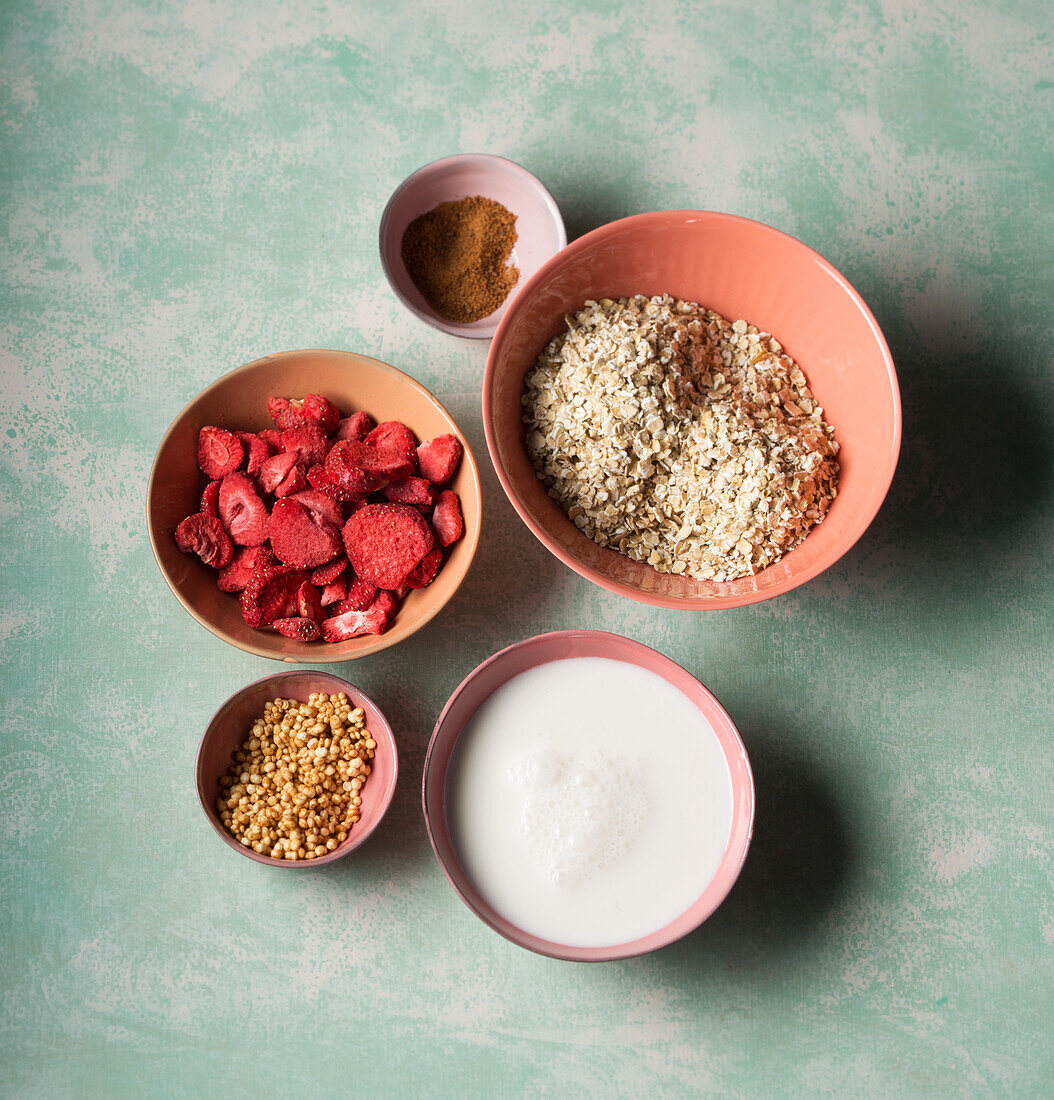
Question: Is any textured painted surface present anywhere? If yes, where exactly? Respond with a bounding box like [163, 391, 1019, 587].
[1, 0, 1052, 1096]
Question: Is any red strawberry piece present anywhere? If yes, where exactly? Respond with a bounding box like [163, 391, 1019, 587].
[197, 426, 245, 480]
[405, 546, 442, 588]
[297, 580, 324, 624]
[383, 476, 437, 508]
[241, 565, 309, 628]
[340, 577, 378, 613]
[372, 589, 399, 622]
[324, 441, 383, 496]
[301, 394, 340, 436]
[257, 451, 300, 494]
[278, 422, 328, 469]
[218, 473, 270, 546]
[274, 463, 307, 498]
[269, 498, 343, 569]
[366, 421, 418, 476]
[175, 512, 233, 569]
[320, 578, 347, 606]
[320, 601, 390, 642]
[334, 411, 374, 442]
[260, 428, 284, 449]
[200, 479, 221, 516]
[310, 555, 347, 585]
[218, 544, 275, 592]
[432, 490, 464, 548]
[267, 396, 307, 430]
[290, 490, 344, 530]
[234, 431, 273, 477]
[342, 502, 434, 590]
[272, 616, 320, 642]
[306, 463, 359, 503]
[416, 434, 463, 485]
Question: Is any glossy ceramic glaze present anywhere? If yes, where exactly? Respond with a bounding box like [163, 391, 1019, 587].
[422, 630, 755, 961]
[483, 210, 901, 608]
[380, 154, 567, 339]
[196, 671, 398, 867]
[147, 349, 482, 661]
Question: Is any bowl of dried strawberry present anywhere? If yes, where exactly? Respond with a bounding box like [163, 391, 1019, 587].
[147, 350, 482, 662]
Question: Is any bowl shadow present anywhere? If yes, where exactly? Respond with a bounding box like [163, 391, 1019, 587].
[642, 721, 855, 975]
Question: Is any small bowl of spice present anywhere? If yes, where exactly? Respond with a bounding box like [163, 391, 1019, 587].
[196, 671, 398, 866]
[380, 154, 566, 339]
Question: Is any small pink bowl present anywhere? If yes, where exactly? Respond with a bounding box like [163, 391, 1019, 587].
[380, 154, 567, 339]
[422, 630, 754, 960]
[197, 671, 398, 867]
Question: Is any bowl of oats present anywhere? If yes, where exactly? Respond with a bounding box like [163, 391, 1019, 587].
[482, 210, 900, 608]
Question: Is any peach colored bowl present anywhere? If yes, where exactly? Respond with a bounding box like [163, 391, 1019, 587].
[147, 349, 482, 662]
[483, 210, 901, 609]
[197, 671, 397, 866]
[422, 630, 755, 961]
[380, 154, 567, 339]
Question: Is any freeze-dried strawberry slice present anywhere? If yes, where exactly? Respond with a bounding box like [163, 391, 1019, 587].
[416, 434, 463, 485]
[383, 476, 436, 509]
[340, 577, 378, 613]
[334, 411, 374, 442]
[342, 503, 434, 590]
[234, 431, 273, 477]
[301, 394, 340, 436]
[273, 616, 320, 642]
[260, 428, 284, 449]
[405, 546, 442, 588]
[274, 463, 307, 498]
[218, 473, 270, 546]
[324, 441, 382, 497]
[270, 498, 342, 569]
[175, 512, 233, 569]
[366, 421, 418, 478]
[200, 479, 221, 517]
[310, 555, 347, 585]
[267, 396, 306, 430]
[278, 423, 328, 469]
[257, 451, 300, 494]
[320, 599, 390, 642]
[296, 580, 324, 624]
[320, 578, 347, 606]
[432, 490, 463, 548]
[289, 491, 343, 531]
[218, 544, 275, 592]
[197, 426, 244, 480]
[372, 589, 398, 622]
[241, 565, 308, 628]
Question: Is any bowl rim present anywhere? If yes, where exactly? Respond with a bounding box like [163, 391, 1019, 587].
[421, 628, 755, 960]
[481, 208, 902, 609]
[146, 347, 482, 662]
[196, 670, 399, 867]
[379, 152, 567, 340]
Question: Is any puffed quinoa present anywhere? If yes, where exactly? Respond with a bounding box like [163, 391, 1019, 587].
[521, 294, 840, 582]
[217, 692, 375, 861]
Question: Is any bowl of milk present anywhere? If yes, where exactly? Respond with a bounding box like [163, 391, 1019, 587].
[422, 630, 755, 961]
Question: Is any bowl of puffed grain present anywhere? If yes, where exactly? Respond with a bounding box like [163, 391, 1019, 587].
[483, 210, 901, 609]
[196, 671, 398, 866]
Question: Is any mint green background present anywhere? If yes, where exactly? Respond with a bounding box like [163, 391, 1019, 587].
[1, 1, 1052, 1096]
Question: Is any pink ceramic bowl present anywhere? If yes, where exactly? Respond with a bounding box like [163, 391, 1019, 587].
[422, 630, 754, 961]
[483, 210, 901, 608]
[380, 154, 566, 339]
[197, 671, 398, 867]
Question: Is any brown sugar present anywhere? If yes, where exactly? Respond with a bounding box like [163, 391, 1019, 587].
[401, 195, 519, 324]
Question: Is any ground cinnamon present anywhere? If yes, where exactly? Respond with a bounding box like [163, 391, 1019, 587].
[401, 195, 519, 324]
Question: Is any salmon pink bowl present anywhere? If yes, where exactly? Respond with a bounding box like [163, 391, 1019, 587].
[147, 349, 482, 662]
[482, 210, 901, 609]
[422, 630, 755, 961]
[197, 671, 398, 867]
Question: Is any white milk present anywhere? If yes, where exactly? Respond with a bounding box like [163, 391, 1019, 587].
[447, 656, 733, 948]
